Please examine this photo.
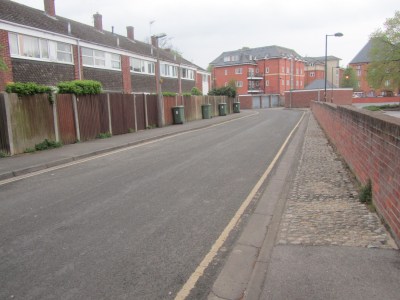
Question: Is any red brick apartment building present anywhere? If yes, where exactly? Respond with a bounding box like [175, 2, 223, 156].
[210, 46, 305, 96]
[303, 56, 342, 88]
[349, 39, 398, 97]
[0, 0, 211, 94]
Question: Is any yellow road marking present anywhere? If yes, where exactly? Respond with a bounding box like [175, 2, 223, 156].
[174, 111, 305, 300]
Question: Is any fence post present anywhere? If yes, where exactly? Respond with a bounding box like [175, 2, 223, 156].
[133, 94, 138, 132]
[144, 93, 149, 129]
[107, 93, 112, 135]
[72, 94, 81, 141]
[2, 93, 15, 155]
[52, 92, 60, 142]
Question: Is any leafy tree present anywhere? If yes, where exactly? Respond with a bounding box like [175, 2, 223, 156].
[341, 67, 358, 89]
[367, 11, 400, 93]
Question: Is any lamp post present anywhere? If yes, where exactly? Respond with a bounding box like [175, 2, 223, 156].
[324, 32, 343, 101]
[153, 33, 166, 127]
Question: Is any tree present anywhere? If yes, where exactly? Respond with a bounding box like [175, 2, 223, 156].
[367, 11, 400, 93]
[341, 67, 358, 89]
[0, 44, 8, 71]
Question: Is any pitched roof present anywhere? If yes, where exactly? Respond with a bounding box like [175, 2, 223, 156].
[305, 79, 336, 90]
[0, 0, 197, 68]
[303, 56, 341, 66]
[209, 45, 303, 66]
[349, 40, 372, 64]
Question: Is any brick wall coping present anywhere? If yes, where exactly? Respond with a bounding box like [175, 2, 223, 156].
[288, 88, 353, 93]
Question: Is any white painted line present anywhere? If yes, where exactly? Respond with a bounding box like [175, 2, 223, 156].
[174, 111, 305, 300]
[0, 112, 258, 186]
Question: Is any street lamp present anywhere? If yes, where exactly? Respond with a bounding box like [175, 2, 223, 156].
[324, 32, 343, 101]
[153, 33, 167, 127]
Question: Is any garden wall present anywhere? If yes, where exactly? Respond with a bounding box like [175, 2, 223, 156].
[285, 89, 353, 108]
[312, 101, 400, 244]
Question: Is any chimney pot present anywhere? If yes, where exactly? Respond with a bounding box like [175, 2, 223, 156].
[151, 36, 157, 48]
[127, 26, 134, 40]
[44, 0, 56, 17]
[93, 13, 103, 31]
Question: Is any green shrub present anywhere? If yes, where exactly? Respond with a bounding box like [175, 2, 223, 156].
[57, 80, 102, 95]
[208, 86, 237, 98]
[0, 151, 10, 158]
[182, 92, 192, 97]
[24, 147, 36, 153]
[359, 180, 372, 204]
[162, 92, 177, 97]
[191, 87, 202, 96]
[6, 82, 52, 96]
[96, 132, 112, 139]
[35, 139, 62, 151]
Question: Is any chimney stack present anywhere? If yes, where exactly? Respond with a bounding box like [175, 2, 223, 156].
[44, 0, 56, 17]
[127, 26, 134, 40]
[93, 13, 103, 31]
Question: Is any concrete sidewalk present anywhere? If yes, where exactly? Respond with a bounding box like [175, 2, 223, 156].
[208, 111, 399, 300]
[0, 111, 255, 181]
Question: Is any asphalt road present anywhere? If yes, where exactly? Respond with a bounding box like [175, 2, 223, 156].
[0, 109, 303, 300]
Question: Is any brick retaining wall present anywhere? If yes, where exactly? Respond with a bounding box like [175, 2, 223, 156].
[312, 101, 400, 244]
[285, 89, 353, 108]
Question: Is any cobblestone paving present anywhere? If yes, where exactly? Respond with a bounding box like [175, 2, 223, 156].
[277, 114, 397, 249]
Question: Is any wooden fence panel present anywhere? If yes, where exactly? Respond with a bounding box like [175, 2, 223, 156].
[77, 94, 108, 141]
[56, 94, 76, 145]
[123, 94, 135, 132]
[163, 96, 176, 126]
[0, 94, 10, 153]
[146, 94, 158, 127]
[135, 94, 146, 130]
[8, 94, 55, 154]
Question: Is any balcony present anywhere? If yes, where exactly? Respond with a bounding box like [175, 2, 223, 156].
[248, 87, 263, 93]
[247, 72, 263, 80]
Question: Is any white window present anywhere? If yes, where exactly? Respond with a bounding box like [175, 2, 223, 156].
[8, 32, 72, 63]
[181, 68, 195, 80]
[265, 67, 269, 73]
[235, 68, 242, 74]
[281, 79, 284, 85]
[357, 70, 361, 76]
[265, 80, 269, 86]
[248, 68, 254, 76]
[385, 80, 390, 87]
[161, 63, 178, 78]
[224, 69, 228, 75]
[296, 80, 299, 86]
[56, 42, 72, 63]
[286, 80, 289, 86]
[236, 81, 243, 88]
[131, 58, 145, 73]
[286, 67, 289, 74]
[82, 47, 120, 70]
[310, 72, 315, 77]
[296, 68, 299, 75]
[281, 67, 285, 73]
[224, 56, 231, 62]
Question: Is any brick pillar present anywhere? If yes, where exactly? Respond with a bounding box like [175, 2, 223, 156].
[73, 45, 82, 80]
[121, 55, 132, 93]
[0, 30, 13, 92]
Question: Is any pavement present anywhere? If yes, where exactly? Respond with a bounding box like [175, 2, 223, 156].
[0, 111, 255, 181]
[352, 102, 400, 119]
[1, 108, 399, 300]
[208, 111, 400, 300]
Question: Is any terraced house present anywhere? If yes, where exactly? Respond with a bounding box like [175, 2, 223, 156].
[0, 0, 211, 94]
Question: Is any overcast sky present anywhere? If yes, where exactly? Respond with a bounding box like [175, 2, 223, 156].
[12, 0, 398, 69]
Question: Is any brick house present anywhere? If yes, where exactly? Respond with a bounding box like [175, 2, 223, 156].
[209, 46, 305, 97]
[0, 0, 211, 94]
[303, 56, 341, 88]
[348, 39, 398, 97]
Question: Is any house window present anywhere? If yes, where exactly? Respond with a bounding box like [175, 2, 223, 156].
[281, 67, 285, 73]
[236, 81, 243, 88]
[82, 47, 120, 70]
[56, 42, 72, 63]
[181, 68, 195, 80]
[310, 72, 315, 77]
[357, 69, 361, 76]
[281, 79, 284, 85]
[385, 80, 390, 87]
[235, 68, 242, 74]
[8, 32, 72, 63]
[286, 67, 289, 74]
[161, 63, 178, 78]
[265, 67, 269, 73]
[248, 68, 254, 76]
[111, 54, 121, 69]
[130, 58, 154, 74]
[224, 69, 228, 75]
[296, 80, 299, 86]
[287, 80, 289, 86]
[265, 80, 269, 86]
